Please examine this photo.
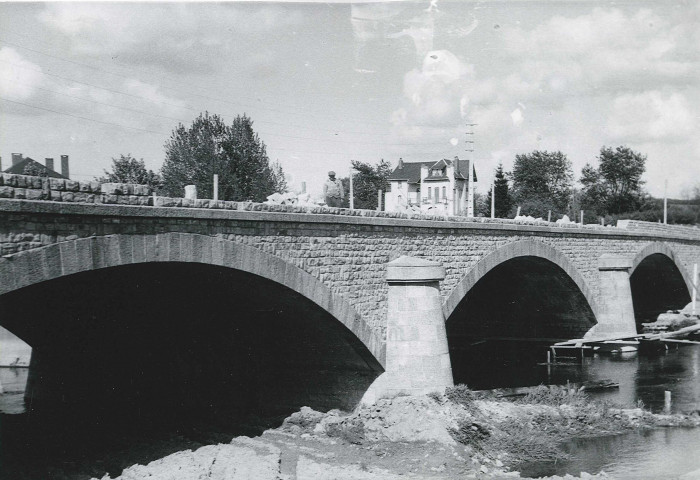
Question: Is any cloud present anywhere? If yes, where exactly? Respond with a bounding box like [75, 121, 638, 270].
[389, 4, 699, 194]
[392, 50, 472, 127]
[500, 7, 697, 99]
[0, 47, 44, 100]
[607, 91, 696, 142]
[38, 3, 304, 74]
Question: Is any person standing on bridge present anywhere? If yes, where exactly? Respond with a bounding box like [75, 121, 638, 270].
[323, 171, 344, 207]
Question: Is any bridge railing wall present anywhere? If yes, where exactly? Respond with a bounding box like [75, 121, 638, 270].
[2, 173, 699, 239]
[617, 219, 700, 240]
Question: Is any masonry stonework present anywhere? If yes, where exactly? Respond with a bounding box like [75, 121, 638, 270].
[1, 178, 700, 369]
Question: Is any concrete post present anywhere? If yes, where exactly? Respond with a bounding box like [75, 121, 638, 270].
[361, 256, 453, 403]
[589, 255, 638, 338]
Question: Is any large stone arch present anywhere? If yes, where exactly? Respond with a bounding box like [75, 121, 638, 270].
[0, 232, 384, 367]
[442, 238, 599, 323]
[630, 242, 693, 296]
[628, 242, 693, 326]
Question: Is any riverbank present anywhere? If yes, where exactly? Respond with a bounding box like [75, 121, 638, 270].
[93, 385, 700, 480]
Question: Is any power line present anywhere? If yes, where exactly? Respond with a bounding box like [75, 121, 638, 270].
[0, 96, 170, 135]
[0, 56, 412, 141]
[0, 96, 458, 159]
[0, 36, 392, 128]
[3, 73, 459, 148]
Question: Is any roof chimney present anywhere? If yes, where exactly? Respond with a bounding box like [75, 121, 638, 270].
[0, 156, 2, 171]
[60, 155, 69, 179]
[11, 153, 22, 166]
[454, 156, 460, 176]
[45, 158, 54, 172]
[398, 157, 404, 169]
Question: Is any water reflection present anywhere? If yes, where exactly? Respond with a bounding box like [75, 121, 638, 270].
[464, 342, 700, 414]
[519, 427, 700, 479]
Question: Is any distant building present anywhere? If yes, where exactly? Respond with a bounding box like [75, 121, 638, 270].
[385, 157, 477, 215]
[3, 153, 70, 179]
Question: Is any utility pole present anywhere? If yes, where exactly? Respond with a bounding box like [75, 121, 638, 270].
[349, 164, 354, 209]
[465, 122, 477, 217]
[664, 179, 668, 224]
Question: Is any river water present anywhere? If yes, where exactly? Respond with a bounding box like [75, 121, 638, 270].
[472, 343, 700, 479]
[2, 345, 700, 479]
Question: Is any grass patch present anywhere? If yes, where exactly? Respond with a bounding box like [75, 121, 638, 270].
[325, 417, 366, 445]
[448, 419, 490, 451]
[517, 385, 588, 408]
[445, 384, 478, 407]
[487, 418, 568, 462]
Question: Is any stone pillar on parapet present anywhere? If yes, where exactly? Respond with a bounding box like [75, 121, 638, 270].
[361, 256, 453, 404]
[589, 254, 638, 338]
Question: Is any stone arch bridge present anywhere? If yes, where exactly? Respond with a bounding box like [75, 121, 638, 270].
[0, 179, 699, 418]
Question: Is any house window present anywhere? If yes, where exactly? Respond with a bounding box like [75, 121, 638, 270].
[434, 187, 439, 203]
[428, 187, 432, 202]
[442, 186, 446, 201]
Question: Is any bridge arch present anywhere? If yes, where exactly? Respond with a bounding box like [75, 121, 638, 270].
[442, 239, 599, 387]
[442, 239, 599, 322]
[0, 232, 383, 366]
[630, 242, 693, 293]
[629, 242, 692, 326]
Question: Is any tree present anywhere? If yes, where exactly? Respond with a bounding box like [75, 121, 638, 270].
[483, 163, 512, 218]
[337, 159, 393, 209]
[598, 146, 646, 214]
[346, 159, 393, 209]
[579, 146, 646, 215]
[579, 163, 607, 216]
[510, 150, 573, 218]
[97, 154, 161, 189]
[160, 112, 285, 201]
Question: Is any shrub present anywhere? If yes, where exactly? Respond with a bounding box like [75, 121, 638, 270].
[448, 419, 490, 450]
[325, 417, 365, 445]
[445, 384, 477, 407]
[427, 391, 443, 403]
[518, 385, 587, 407]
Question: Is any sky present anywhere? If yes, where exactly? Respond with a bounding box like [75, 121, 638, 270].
[0, 0, 698, 199]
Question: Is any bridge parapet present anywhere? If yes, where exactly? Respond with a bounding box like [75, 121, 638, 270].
[618, 219, 700, 240]
[2, 173, 694, 239]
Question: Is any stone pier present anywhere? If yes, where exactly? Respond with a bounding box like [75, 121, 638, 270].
[362, 256, 454, 403]
[589, 254, 638, 338]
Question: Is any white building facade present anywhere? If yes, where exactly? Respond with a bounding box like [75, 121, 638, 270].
[384, 157, 477, 215]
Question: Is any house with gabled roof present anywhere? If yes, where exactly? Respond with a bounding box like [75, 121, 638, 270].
[385, 157, 477, 215]
[3, 153, 70, 179]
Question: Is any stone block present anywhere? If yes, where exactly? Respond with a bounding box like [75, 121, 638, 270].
[181, 198, 195, 208]
[24, 188, 47, 201]
[49, 178, 66, 191]
[89, 182, 101, 193]
[13, 188, 27, 199]
[0, 186, 14, 198]
[101, 183, 125, 195]
[133, 184, 151, 196]
[62, 192, 75, 202]
[65, 180, 80, 192]
[29, 176, 43, 189]
[101, 194, 118, 204]
[598, 254, 633, 271]
[154, 196, 177, 207]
